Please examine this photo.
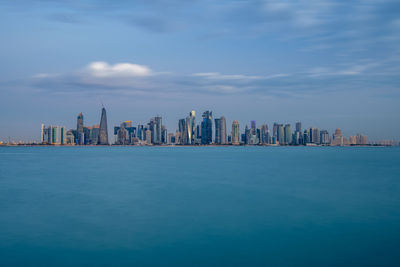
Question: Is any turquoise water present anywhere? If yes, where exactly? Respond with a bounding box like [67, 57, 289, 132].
[0, 146, 400, 266]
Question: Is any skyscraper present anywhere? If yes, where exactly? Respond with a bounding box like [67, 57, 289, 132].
[231, 120, 240, 145]
[320, 130, 330, 144]
[215, 118, 221, 143]
[154, 116, 162, 144]
[295, 122, 302, 132]
[201, 111, 213, 145]
[260, 124, 269, 144]
[77, 112, 84, 145]
[178, 118, 187, 144]
[40, 124, 45, 143]
[214, 116, 227, 144]
[98, 107, 109, 145]
[185, 111, 196, 144]
[60, 126, 66, 145]
[220, 116, 227, 144]
[284, 124, 292, 145]
[310, 127, 320, 144]
[277, 124, 284, 144]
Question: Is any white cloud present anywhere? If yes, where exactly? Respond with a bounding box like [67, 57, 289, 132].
[86, 61, 152, 78]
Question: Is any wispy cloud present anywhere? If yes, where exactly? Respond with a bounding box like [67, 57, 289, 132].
[85, 61, 152, 78]
[26, 59, 398, 99]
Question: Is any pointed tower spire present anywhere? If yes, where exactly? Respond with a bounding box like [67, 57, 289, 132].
[98, 107, 109, 145]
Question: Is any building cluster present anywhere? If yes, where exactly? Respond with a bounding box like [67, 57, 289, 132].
[40, 107, 109, 145]
[39, 108, 373, 146]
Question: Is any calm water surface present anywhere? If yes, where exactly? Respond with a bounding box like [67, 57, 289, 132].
[0, 146, 400, 266]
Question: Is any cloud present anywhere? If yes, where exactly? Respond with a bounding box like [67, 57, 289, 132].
[85, 61, 152, 78]
[24, 58, 399, 100]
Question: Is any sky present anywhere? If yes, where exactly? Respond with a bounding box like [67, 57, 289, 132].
[0, 0, 399, 142]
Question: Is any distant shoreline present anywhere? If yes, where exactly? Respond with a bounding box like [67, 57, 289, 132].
[0, 144, 395, 148]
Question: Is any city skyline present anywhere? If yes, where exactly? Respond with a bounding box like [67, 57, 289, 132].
[1, 105, 398, 144]
[0, 1, 399, 141]
[25, 107, 397, 146]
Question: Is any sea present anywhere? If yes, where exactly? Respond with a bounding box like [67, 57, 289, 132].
[0, 146, 400, 266]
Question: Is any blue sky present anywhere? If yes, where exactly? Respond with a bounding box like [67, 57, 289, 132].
[0, 0, 399, 141]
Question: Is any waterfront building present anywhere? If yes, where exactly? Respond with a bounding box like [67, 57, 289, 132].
[116, 124, 129, 145]
[167, 133, 174, 144]
[98, 107, 109, 145]
[175, 131, 181, 144]
[260, 124, 269, 144]
[60, 126, 66, 145]
[154, 116, 162, 144]
[356, 134, 367, 145]
[114, 122, 136, 144]
[277, 124, 284, 144]
[250, 121, 256, 135]
[76, 112, 84, 145]
[273, 123, 279, 139]
[185, 111, 196, 145]
[66, 130, 75, 145]
[231, 120, 240, 145]
[284, 124, 292, 145]
[145, 130, 152, 145]
[41, 124, 45, 143]
[296, 122, 302, 132]
[137, 125, 144, 140]
[201, 111, 213, 145]
[178, 118, 187, 145]
[244, 125, 250, 144]
[303, 129, 310, 144]
[215, 116, 227, 144]
[320, 130, 330, 145]
[331, 128, 349, 146]
[310, 127, 320, 144]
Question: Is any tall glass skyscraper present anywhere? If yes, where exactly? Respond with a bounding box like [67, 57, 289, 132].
[98, 107, 109, 145]
[77, 112, 84, 145]
[231, 120, 240, 145]
[186, 111, 196, 144]
[215, 116, 227, 144]
[201, 111, 213, 145]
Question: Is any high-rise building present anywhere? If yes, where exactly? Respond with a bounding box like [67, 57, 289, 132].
[250, 120, 256, 135]
[356, 134, 367, 145]
[201, 111, 213, 145]
[185, 111, 196, 144]
[273, 123, 279, 139]
[320, 130, 330, 144]
[167, 133, 174, 144]
[152, 116, 162, 144]
[60, 126, 66, 145]
[161, 125, 167, 144]
[244, 125, 250, 144]
[145, 130, 152, 145]
[260, 124, 269, 144]
[310, 127, 320, 144]
[295, 122, 302, 132]
[231, 120, 240, 145]
[89, 125, 100, 144]
[303, 129, 310, 144]
[116, 124, 129, 145]
[284, 124, 292, 145]
[98, 107, 109, 145]
[331, 128, 349, 146]
[40, 124, 45, 143]
[277, 124, 284, 144]
[214, 116, 227, 144]
[76, 112, 84, 145]
[178, 118, 187, 145]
